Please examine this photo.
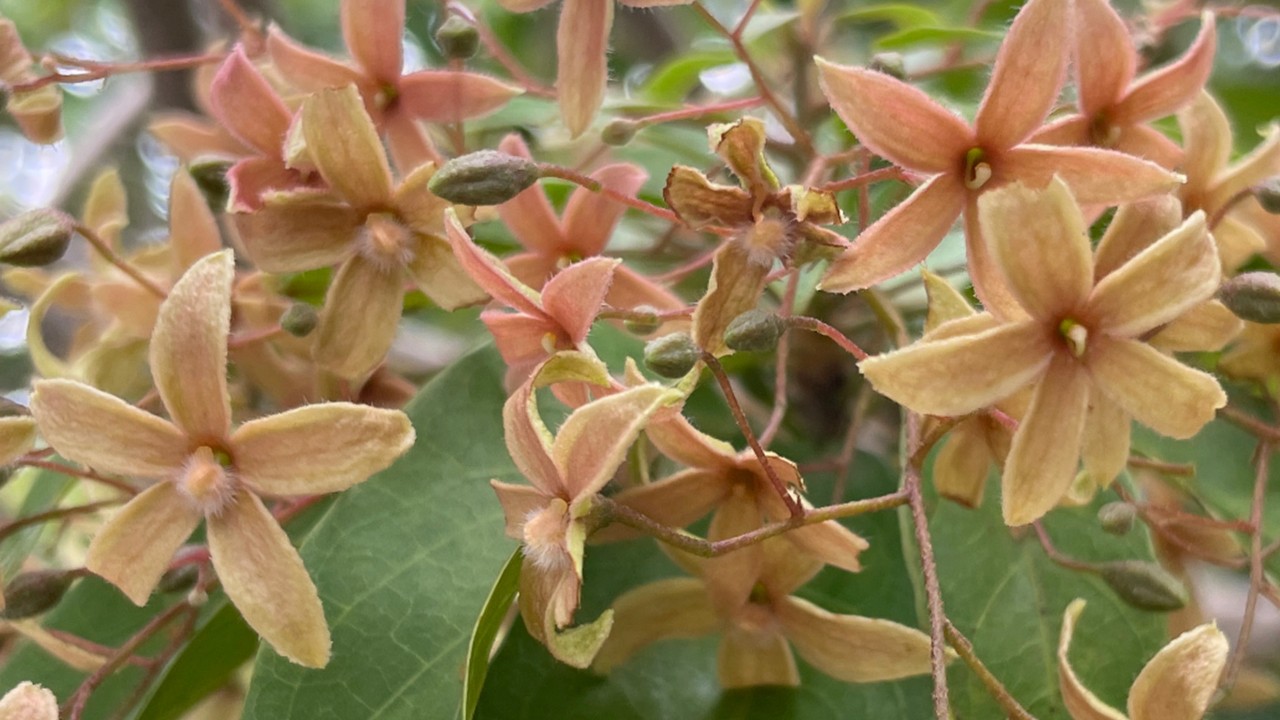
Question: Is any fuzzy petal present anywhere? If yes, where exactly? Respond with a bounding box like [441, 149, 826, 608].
[819, 173, 965, 293]
[859, 321, 1053, 418]
[341, 0, 404, 83]
[693, 243, 770, 356]
[405, 232, 487, 310]
[1058, 599, 1131, 720]
[151, 250, 233, 442]
[718, 626, 799, 688]
[445, 211, 542, 315]
[503, 377, 563, 495]
[397, 71, 523, 124]
[168, 169, 223, 273]
[314, 256, 405, 379]
[777, 596, 933, 682]
[553, 383, 675, 498]
[1001, 355, 1089, 526]
[608, 265, 686, 312]
[645, 412, 740, 469]
[542, 257, 617, 343]
[663, 166, 753, 227]
[1178, 93, 1232, 198]
[1088, 336, 1225, 439]
[1113, 14, 1217, 126]
[233, 192, 361, 272]
[266, 26, 366, 93]
[85, 482, 201, 605]
[974, 0, 1069, 149]
[1081, 387, 1130, 487]
[934, 419, 994, 508]
[208, 491, 331, 667]
[1152, 300, 1243, 353]
[607, 469, 729, 538]
[978, 177, 1093, 321]
[484, 312, 555, 369]
[490, 479, 548, 539]
[1128, 622, 1229, 720]
[1094, 195, 1184, 280]
[1003, 145, 1183, 204]
[0, 416, 35, 465]
[1088, 212, 1218, 338]
[301, 85, 394, 210]
[0, 682, 58, 719]
[209, 47, 292, 158]
[815, 58, 973, 172]
[1072, 0, 1135, 117]
[592, 577, 719, 673]
[557, 0, 612, 137]
[149, 115, 247, 161]
[562, 163, 648, 256]
[231, 403, 413, 496]
[1206, 125, 1280, 214]
[784, 519, 869, 575]
[1114, 125, 1185, 170]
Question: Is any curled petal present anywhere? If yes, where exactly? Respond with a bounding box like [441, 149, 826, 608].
[557, 0, 612, 137]
[663, 166, 753, 227]
[405, 232, 487, 310]
[974, 0, 1069, 149]
[562, 163, 647, 256]
[784, 519, 869, 575]
[86, 482, 202, 605]
[398, 71, 523, 124]
[592, 578, 719, 673]
[1206, 125, 1280, 214]
[553, 383, 677, 499]
[30, 379, 188, 479]
[1072, 0, 1135, 116]
[226, 157, 310, 212]
[1128, 622, 1229, 720]
[83, 168, 128, 250]
[1178, 93, 1232, 198]
[1088, 336, 1225, 439]
[208, 491, 331, 668]
[692, 243, 770, 356]
[1003, 145, 1183, 204]
[503, 373, 562, 495]
[151, 250, 233, 441]
[231, 403, 413, 496]
[233, 191, 361, 272]
[445, 211, 542, 315]
[777, 596, 934, 682]
[490, 480, 547, 540]
[314, 256, 404, 379]
[1113, 14, 1217, 126]
[301, 85, 394, 210]
[542, 257, 618, 343]
[1094, 195, 1184, 280]
[1002, 356, 1089, 526]
[340, 0, 404, 83]
[1058, 599, 1131, 720]
[209, 47, 292, 158]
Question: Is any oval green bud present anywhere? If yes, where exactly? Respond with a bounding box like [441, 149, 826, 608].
[601, 118, 640, 146]
[1097, 502, 1136, 535]
[724, 309, 785, 353]
[623, 305, 661, 335]
[1219, 271, 1280, 324]
[428, 150, 540, 206]
[869, 52, 906, 80]
[187, 158, 233, 212]
[156, 564, 200, 595]
[280, 302, 319, 337]
[0, 208, 74, 267]
[644, 332, 700, 378]
[1, 569, 77, 619]
[1098, 560, 1188, 612]
[1256, 177, 1280, 214]
[435, 16, 479, 60]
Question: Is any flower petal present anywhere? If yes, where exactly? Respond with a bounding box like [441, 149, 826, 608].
[591, 577, 719, 673]
[934, 419, 995, 508]
[542, 257, 617, 343]
[340, 0, 404, 84]
[1114, 125, 1185, 170]
[1088, 336, 1225, 439]
[859, 321, 1053, 418]
[557, 0, 612, 137]
[406, 232, 487, 310]
[1072, 0, 1135, 117]
[646, 411, 740, 469]
[783, 518, 869, 575]
[149, 114, 247, 161]
[663, 166, 753, 227]
[974, 0, 1069, 149]
[1207, 124, 1280, 214]
[1001, 355, 1089, 526]
[718, 627, 799, 688]
[29, 379, 188, 478]
[1003, 145, 1183, 204]
[605, 469, 729, 540]
[816, 58, 973, 172]
[562, 163, 647, 256]
[490, 479, 547, 539]
[151, 249, 233, 441]
[1152, 300, 1243, 353]
[0, 416, 35, 465]
[301, 85, 394, 210]
[231, 403, 413, 496]
[1082, 386, 1130, 487]
[397, 71, 523, 124]
[1112, 14, 1217, 126]
[266, 26, 366, 93]
[168, 169, 223, 273]
[776, 596, 933, 682]
[1128, 621, 1229, 720]
[208, 491, 330, 668]
[1094, 195, 1184, 280]
[233, 191, 361, 271]
[553, 383, 675, 498]
[1088, 212, 1218, 338]
[85, 482, 201, 605]
[608, 264, 686, 312]
[1058, 599, 1131, 720]
[692, 243, 771, 356]
[1178, 92, 1232, 198]
[445, 210, 542, 315]
[314, 256, 404, 379]
[209, 47, 292, 158]
[819, 173, 966, 293]
[978, 176, 1093, 321]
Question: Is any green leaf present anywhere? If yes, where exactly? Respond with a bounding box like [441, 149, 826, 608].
[462, 550, 521, 720]
[0, 467, 75, 579]
[134, 600, 257, 720]
[930, 473, 1167, 718]
[639, 52, 737, 105]
[875, 26, 1001, 51]
[836, 4, 941, 29]
[242, 345, 519, 719]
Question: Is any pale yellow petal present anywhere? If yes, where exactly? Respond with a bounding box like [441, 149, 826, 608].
[1151, 300, 1243, 353]
[405, 233, 487, 311]
[552, 383, 677, 499]
[85, 482, 201, 605]
[776, 596, 933, 682]
[301, 85, 394, 210]
[151, 249, 233, 441]
[314, 256, 404, 379]
[859, 321, 1053, 417]
[233, 192, 361, 273]
[0, 416, 36, 465]
[922, 268, 976, 332]
[783, 518, 869, 575]
[718, 626, 798, 688]
[30, 379, 187, 479]
[934, 419, 994, 508]
[591, 578, 718, 673]
[1094, 196, 1184, 280]
[208, 491, 330, 668]
[1081, 386, 1130, 488]
[1059, 599, 1130, 720]
[1088, 336, 1225, 439]
[168, 169, 223, 274]
[1128, 623, 1229, 720]
[1002, 356, 1089, 526]
[230, 403, 413, 496]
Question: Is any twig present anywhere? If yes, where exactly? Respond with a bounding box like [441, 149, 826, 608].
[1222, 440, 1271, 692]
[1219, 406, 1280, 442]
[787, 315, 869, 360]
[944, 621, 1037, 720]
[73, 223, 167, 299]
[903, 413, 951, 719]
[1126, 455, 1196, 476]
[0, 500, 121, 544]
[759, 270, 799, 448]
[16, 458, 138, 496]
[1032, 522, 1097, 573]
[816, 166, 908, 194]
[537, 164, 699, 229]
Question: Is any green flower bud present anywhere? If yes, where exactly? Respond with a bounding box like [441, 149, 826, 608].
[1219, 272, 1280, 324]
[428, 151, 541, 206]
[1098, 560, 1188, 612]
[0, 208, 74, 267]
[1097, 502, 1136, 535]
[435, 16, 479, 60]
[869, 52, 906, 80]
[157, 564, 200, 595]
[644, 332, 700, 378]
[280, 302, 319, 337]
[1, 569, 77, 619]
[1256, 177, 1280, 214]
[601, 118, 640, 146]
[188, 158, 233, 212]
[724, 309, 785, 352]
[623, 305, 661, 335]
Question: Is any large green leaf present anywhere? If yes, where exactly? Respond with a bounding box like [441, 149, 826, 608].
[242, 345, 519, 719]
[932, 473, 1168, 718]
[134, 600, 257, 720]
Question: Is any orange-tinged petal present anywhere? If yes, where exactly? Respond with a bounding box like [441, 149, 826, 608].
[606, 468, 729, 538]
[1059, 599, 1131, 720]
[405, 232, 487, 310]
[1112, 14, 1217, 126]
[397, 71, 523, 124]
[1072, 0, 1135, 117]
[562, 163, 647, 257]
[1094, 195, 1184, 280]
[784, 519, 868, 575]
[663, 166, 754, 228]
[391, 162, 448, 235]
[266, 25, 365, 93]
[384, 111, 442, 172]
[553, 383, 675, 498]
[314, 256, 404, 378]
[149, 114, 247, 161]
[168, 169, 222, 273]
[978, 177, 1092, 321]
[963, 203, 1025, 321]
[231, 403, 413, 496]
[444, 210, 542, 315]
[226, 156, 309, 212]
[208, 491, 330, 667]
[592, 578, 718, 673]
[1215, 214, 1268, 272]
[499, 0, 556, 12]
[490, 480, 548, 539]
[1003, 145, 1183, 204]
[484, 311, 556, 369]
[557, 0, 612, 137]
[8, 86, 63, 144]
[1178, 93, 1232, 198]
[816, 58, 973, 172]
[300, 85, 394, 210]
[209, 47, 292, 158]
[693, 243, 771, 356]
[541, 257, 617, 343]
[704, 487, 767, 612]
[646, 411, 739, 470]
[1029, 115, 1090, 148]
[934, 419, 994, 508]
[1002, 355, 1089, 526]
[974, 0, 1069, 149]
[819, 173, 965, 293]
[1088, 212, 1218, 338]
[1088, 336, 1225, 439]
[1114, 125, 1185, 170]
[1152, 300, 1243, 353]
[234, 191, 361, 272]
[30, 379, 187, 480]
[1082, 387, 1130, 487]
[1128, 622, 1229, 720]
[341, 0, 404, 83]
[1206, 125, 1280, 214]
[859, 321, 1053, 418]
[86, 482, 201, 605]
[151, 250, 233, 442]
[776, 596, 933, 682]
[608, 264, 686, 312]
[718, 627, 799, 688]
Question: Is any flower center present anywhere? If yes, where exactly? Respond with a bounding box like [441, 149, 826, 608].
[1088, 114, 1121, 147]
[1058, 318, 1089, 358]
[738, 209, 795, 268]
[358, 213, 415, 271]
[964, 147, 992, 190]
[522, 498, 571, 571]
[176, 446, 237, 515]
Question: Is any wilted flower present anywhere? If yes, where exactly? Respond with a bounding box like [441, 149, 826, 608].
[29, 251, 415, 667]
[0, 681, 57, 720]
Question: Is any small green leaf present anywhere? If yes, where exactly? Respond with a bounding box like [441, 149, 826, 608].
[462, 550, 522, 720]
[837, 4, 941, 29]
[875, 26, 1001, 51]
